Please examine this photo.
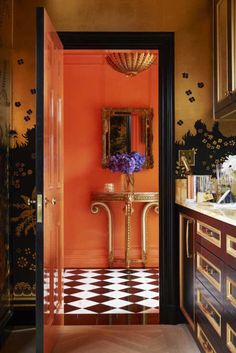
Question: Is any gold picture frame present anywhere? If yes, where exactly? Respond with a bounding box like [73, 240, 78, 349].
[102, 108, 154, 169]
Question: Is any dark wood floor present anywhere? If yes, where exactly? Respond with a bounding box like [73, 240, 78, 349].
[1, 328, 35, 353]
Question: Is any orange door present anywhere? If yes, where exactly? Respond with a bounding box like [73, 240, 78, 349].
[36, 8, 64, 353]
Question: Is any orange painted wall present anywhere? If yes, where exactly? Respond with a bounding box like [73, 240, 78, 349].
[64, 50, 159, 268]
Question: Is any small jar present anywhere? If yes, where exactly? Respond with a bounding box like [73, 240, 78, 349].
[104, 183, 114, 193]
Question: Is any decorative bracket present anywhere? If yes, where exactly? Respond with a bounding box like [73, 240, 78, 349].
[141, 202, 159, 266]
[91, 201, 113, 267]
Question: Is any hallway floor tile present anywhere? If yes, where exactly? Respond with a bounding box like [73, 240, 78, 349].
[64, 268, 159, 325]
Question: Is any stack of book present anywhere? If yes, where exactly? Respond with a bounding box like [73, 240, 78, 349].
[187, 175, 211, 201]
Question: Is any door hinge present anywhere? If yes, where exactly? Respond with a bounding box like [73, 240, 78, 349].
[37, 194, 43, 223]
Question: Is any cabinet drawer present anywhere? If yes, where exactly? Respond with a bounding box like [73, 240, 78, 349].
[197, 220, 221, 248]
[196, 244, 224, 304]
[226, 323, 236, 353]
[225, 313, 236, 353]
[226, 276, 236, 311]
[225, 265, 236, 317]
[225, 233, 236, 270]
[196, 280, 223, 337]
[197, 252, 221, 291]
[197, 321, 222, 353]
[196, 310, 225, 353]
[195, 214, 224, 258]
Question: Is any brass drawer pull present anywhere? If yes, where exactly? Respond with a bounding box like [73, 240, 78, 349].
[202, 304, 214, 317]
[203, 265, 216, 276]
[203, 341, 214, 353]
[208, 268, 215, 276]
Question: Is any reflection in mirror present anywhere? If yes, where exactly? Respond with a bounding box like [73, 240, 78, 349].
[102, 108, 154, 169]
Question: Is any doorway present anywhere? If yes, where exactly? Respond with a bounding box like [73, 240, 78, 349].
[36, 11, 177, 352]
[58, 30, 177, 324]
[63, 48, 159, 325]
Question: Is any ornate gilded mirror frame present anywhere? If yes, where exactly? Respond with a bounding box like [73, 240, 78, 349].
[102, 107, 154, 169]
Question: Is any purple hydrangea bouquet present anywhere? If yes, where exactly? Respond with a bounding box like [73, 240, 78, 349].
[108, 152, 146, 192]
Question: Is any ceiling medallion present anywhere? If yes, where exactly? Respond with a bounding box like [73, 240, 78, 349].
[106, 52, 156, 77]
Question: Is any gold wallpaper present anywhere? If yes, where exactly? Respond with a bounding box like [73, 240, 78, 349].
[13, 0, 236, 139]
[11, 0, 236, 304]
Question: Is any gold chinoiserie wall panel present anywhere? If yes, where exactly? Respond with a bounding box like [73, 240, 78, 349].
[0, 0, 12, 328]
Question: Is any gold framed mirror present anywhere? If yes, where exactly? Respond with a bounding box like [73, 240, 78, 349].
[102, 108, 154, 169]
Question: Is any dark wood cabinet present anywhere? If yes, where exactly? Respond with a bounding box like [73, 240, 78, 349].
[196, 243, 225, 306]
[179, 212, 195, 330]
[214, 0, 236, 120]
[178, 205, 236, 353]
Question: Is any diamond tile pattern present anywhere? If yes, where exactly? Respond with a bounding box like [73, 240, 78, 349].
[64, 268, 159, 315]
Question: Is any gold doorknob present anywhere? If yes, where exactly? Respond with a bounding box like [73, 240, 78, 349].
[27, 199, 36, 206]
[44, 197, 57, 206]
[44, 197, 50, 206]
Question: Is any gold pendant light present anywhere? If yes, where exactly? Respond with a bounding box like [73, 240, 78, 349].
[106, 52, 156, 77]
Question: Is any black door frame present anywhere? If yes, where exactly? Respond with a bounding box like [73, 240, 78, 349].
[58, 32, 179, 324]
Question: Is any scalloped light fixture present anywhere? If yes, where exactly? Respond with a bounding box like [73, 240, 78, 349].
[106, 52, 156, 77]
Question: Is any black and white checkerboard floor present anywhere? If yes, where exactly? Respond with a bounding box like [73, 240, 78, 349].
[64, 268, 159, 321]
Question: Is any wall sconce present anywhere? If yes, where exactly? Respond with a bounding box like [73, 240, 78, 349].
[106, 52, 156, 77]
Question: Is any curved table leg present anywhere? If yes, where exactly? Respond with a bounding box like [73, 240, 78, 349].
[141, 202, 159, 267]
[91, 202, 113, 267]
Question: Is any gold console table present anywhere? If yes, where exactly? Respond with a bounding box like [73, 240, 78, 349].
[90, 192, 159, 268]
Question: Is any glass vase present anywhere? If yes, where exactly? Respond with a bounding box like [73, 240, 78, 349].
[121, 173, 134, 192]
